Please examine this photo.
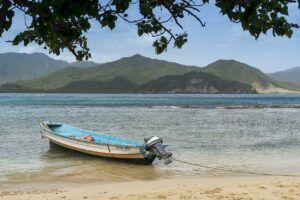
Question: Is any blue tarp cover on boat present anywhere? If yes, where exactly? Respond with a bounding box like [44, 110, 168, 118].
[51, 124, 144, 147]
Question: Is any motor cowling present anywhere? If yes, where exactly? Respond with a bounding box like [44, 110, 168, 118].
[144, 136, 172, 165]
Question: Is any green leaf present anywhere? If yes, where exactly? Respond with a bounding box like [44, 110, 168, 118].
[7, 10, 14, 19]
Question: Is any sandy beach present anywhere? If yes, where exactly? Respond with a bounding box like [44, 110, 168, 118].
[1, 176, 300, 200]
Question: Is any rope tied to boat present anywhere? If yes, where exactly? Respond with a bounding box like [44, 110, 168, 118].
[173, 158, 300, 177]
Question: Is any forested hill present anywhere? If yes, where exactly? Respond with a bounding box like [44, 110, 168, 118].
[0, 54, 299, 93]
[0, 52, 98, 85]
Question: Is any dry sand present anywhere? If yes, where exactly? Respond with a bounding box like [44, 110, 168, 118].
[252, 82, 300, 94]
[1, 176, 300, 200]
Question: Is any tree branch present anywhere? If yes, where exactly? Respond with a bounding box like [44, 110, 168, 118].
[0, 0, 9, 32]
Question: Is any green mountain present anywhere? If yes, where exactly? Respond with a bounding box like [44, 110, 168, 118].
[268, 67, 300, 83]
[202, 60, 273, 86]
[0, 52, 98, 85]
[0, 72, 256, 94]
[201, 59, 299, 93]
[0, 52, 68, 85]
[69, 61, 99, 68]
[0, 54, 299, 94]
[0, 83, 39, 93]
[57, 76, 138, 93]
[18, 54, 198, 90]
[136, 71, 256, 94]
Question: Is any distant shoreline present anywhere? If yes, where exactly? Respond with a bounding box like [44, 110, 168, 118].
[0, 91, 260, 94]
[1, 91, 300, 94]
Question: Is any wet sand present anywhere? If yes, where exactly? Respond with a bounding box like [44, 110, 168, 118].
[1, 176, 300, 200]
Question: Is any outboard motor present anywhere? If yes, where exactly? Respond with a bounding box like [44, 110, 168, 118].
[144, 136, 172, 165]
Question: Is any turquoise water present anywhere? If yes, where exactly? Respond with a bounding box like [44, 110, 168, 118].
[1, 93, 300, 188]
[1, 93, 300, 107]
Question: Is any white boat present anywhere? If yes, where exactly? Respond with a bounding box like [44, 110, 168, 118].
[40, 122, 172, 165]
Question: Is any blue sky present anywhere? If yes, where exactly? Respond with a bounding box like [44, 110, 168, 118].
[0, 2, 299, 73]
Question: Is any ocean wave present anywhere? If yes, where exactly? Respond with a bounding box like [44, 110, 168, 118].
[148, 104, 300, 109]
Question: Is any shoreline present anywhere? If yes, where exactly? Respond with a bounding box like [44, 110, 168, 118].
[1, 175, 300, 200]
[0, 91, 300, 94]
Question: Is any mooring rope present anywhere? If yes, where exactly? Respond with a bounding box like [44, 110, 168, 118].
[173, 158, 300, 177]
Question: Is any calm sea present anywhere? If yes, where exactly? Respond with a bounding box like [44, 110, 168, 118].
[1, 93, 300, 189]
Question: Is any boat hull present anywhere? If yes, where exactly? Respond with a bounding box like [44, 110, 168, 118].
[41, 123, 155, 164]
